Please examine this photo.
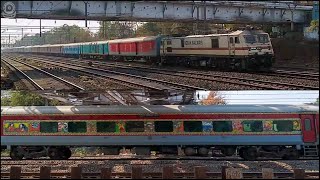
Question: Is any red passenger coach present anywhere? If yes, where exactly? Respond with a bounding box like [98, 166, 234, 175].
[108, 36, 161, 61]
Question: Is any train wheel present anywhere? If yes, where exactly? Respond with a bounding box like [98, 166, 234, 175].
[282, 148, 300, 160]
[221, 147, 236, 156]
[242, 147, 258, 161]
[61, 148, 72, 160]
[184, 147, 197, 156]
[198, 147, 209, 156]
[48, 148, 61, 160]
[10, 148, 24, 160]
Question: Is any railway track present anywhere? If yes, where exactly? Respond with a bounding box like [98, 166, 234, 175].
[1, 155, 319, 162]
[273, 66, 319, 73]
[1, 170, 317, 179]
[4, 55, 205, 91]
[258, 69, 319, 81]
[1, 56, 85, 91]
[30, 54, 319, 90]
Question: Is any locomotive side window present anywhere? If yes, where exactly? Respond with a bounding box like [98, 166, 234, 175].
[273, 120, 293, 132]
[235, 37, 240, 43]
[184, 121, 203, 132]
[97, 122, 116, 133]
[304, 119, 311, 131]
[155, 121, 173, 132]
[167, 40, 172, 45]
[126, 121, 144, 132]
[211, 38, 219, 48]
[212, 121, 233, 132]
[229, 37, 234, 44]
[40, 122, 58, 133]
[181, 39, 184, 47]
[68, 122, 87, 133]
[242, 121, 263, 132]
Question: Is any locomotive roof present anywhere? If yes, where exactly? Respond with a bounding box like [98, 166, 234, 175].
[108, 36, 160, 43]
[1, 104, 318, 115]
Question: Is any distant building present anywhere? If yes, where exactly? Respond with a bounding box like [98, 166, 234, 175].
[312, 1, 319, 21]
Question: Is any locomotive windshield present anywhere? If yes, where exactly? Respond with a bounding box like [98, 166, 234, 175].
[257, 34, 270, 43]
[243, 35, 257, 43]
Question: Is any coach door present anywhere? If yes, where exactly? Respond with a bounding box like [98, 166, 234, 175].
[228, 36, 235, 56]
[301, 114, 317, 143]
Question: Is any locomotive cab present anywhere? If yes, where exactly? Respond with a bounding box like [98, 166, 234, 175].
[240, 30, 275, 71]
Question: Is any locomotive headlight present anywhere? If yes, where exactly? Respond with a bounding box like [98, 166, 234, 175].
[249, 47, 257, 51]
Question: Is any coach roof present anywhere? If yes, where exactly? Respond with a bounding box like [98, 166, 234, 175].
[1, 104, 318, 115]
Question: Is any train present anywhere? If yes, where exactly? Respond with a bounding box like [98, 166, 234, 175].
[2, 29, 275, 72]
[1, 104, 318, 160]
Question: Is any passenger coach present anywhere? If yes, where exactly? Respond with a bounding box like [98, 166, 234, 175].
[1, 104, 318, 160]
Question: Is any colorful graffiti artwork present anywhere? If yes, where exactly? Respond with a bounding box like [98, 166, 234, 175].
[263, 120, 273, 131]
[145, 121, 154, 132]
[116, 122, 126, 133]
[87, 121, 96, 132]
[232, 120, 243, 133]
[58, 122, 68, 132]
[29, 122, 40, 132]
[293, 120, 301, 131]
[202, 121, 213, 132]
[173, 121, 184, 133]
[5, 122, 29, 132]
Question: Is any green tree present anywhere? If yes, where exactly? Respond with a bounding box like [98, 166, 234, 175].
[308, 20, 319, 32]
[98, 21, 135, 40]
[15, 25, 95, 46]
[1, 97, 11, 106]
[1, 91, 63, 106]
[135, 22, 162, 36]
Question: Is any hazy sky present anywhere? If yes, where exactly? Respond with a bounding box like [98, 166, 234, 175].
[1, 18, 101, 44]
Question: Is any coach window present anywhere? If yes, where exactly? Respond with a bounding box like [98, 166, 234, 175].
[126, 121, 145, 132]
[235, 37, 240, 43]
[273, 120, 293, 132]
[304, 119, 311, 131]
[97, 122, 116, 133]
[68, 122, 87, 133]
[212, 121, 233, 132]
[40, 122, 58, 133]
[211, 38, 219, 48]
[155, 121, 173, 132]
[242, 121, 263, 132]
[184, 121, 203, 132]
